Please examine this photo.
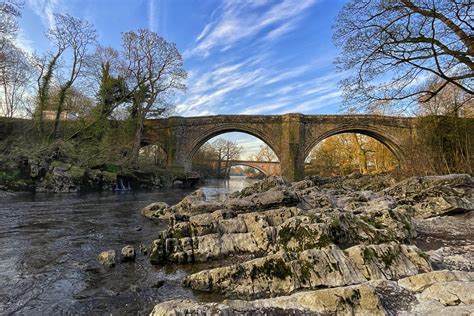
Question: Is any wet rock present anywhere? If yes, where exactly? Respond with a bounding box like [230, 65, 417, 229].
[134, 225, 142, 231]
[129, 284, 141, 292]
[121, 245, 136, 262]
[97, 250, 116, 267]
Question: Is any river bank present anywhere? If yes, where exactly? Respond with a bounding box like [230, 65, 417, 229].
[0, 155, 201, 193]
[141, 173, 473, 315]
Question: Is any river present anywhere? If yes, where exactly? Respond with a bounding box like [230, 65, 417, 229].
[0, 177, 258, 315]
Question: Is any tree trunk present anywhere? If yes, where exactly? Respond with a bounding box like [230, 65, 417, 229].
[129, 117, 144, 168]
[352, 134, 368, 174]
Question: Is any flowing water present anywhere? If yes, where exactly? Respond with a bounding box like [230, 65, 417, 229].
[0, 177, 257, 315]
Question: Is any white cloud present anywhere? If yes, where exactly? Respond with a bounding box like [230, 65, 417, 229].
[26, 0, 62, 29]
[187, 0, 318, 58]
[14, 29, 35, 53]
[148, 0, 157, 32]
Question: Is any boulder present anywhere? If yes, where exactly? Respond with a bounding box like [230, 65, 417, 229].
[230, 175, 290, 198]
[121, 245, 136, 262]
[97, 250, 116, 267]
[224, 187, 299, 212]
[141, 202, 170, 220]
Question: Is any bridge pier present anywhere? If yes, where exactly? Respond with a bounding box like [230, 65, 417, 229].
[280, 114, 305, 181]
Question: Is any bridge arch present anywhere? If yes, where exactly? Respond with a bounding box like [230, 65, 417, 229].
[304, 125, 405, 163]
[228, 163, 269, 176]
[139, 141, 169, 167]
[187, 124, 281, 163]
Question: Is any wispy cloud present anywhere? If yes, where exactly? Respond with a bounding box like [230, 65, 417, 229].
[148, 0, 157, 32]
[26, 0, 62, 29]
[15, 29, 35, 53]
[186, 0, 318, 58]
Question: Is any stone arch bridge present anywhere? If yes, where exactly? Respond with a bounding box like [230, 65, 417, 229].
[142, 114, 417, 181]
[210, 160, 281, 176]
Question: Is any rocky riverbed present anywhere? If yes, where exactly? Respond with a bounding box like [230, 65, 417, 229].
[137, 173, 473, 315]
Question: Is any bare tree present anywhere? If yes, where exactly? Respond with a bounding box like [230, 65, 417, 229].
[0, 0, 23, 39]
[211, 138, 242, 178]
[48, 14, 96, 137]
[417, 78, 473, 117]
[121, 29, 186, 166]
[334, 0, 473, 113]
[0, 41, 31, 117]
[252, 144, 277, 162]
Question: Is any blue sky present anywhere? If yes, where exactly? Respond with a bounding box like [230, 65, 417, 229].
[18, 0, 348, 158]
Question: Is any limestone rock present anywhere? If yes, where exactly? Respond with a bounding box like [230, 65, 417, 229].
[383, 174, 473, 218]
[397, 270, 474, 292]
[230, 175, 290, 198]
[121, 245, 136, 262]
[170, 189, 223, 216]
[37, 161, 85, 193]
[151, 280, 408, 315]
[97, 250, 116, 267]
[224, 187, 299, 212]
[152, 272, 474, 315]
[183, 243, 430, 299]
[141, 202, 170, 220]
[427, 246, 473, 271]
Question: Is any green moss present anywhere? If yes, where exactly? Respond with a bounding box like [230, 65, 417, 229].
[381, 249, 399, 267]
[362, 247, 377, 262]
[0, 170, 21, 182]
[339, 289, 361, 308]
[360, 215, 384, 229]
[50, 161, 71, 170]
[300, 261, 313, 279]
[278, 223, 320, 251]
[251, 258, 292, 280]
[316, 233, 333, 248]
[101, 171, 117, 182]
[102, 163, 120, 173]
[169, 227, 186, 239]
[69, 166, 85, 178]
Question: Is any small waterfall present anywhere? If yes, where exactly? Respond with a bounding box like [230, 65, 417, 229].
[115, 177, 131, 191]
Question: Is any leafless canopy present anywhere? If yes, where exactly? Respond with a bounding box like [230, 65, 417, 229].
[0, 0, 23, 38]
[334, 0, 473, 113]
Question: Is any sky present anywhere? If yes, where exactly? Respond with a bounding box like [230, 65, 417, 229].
[17, 0, 348, 159]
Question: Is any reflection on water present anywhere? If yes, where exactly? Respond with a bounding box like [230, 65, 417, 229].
[200, 176, 258, 201]
[0, 177, 256, 315]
